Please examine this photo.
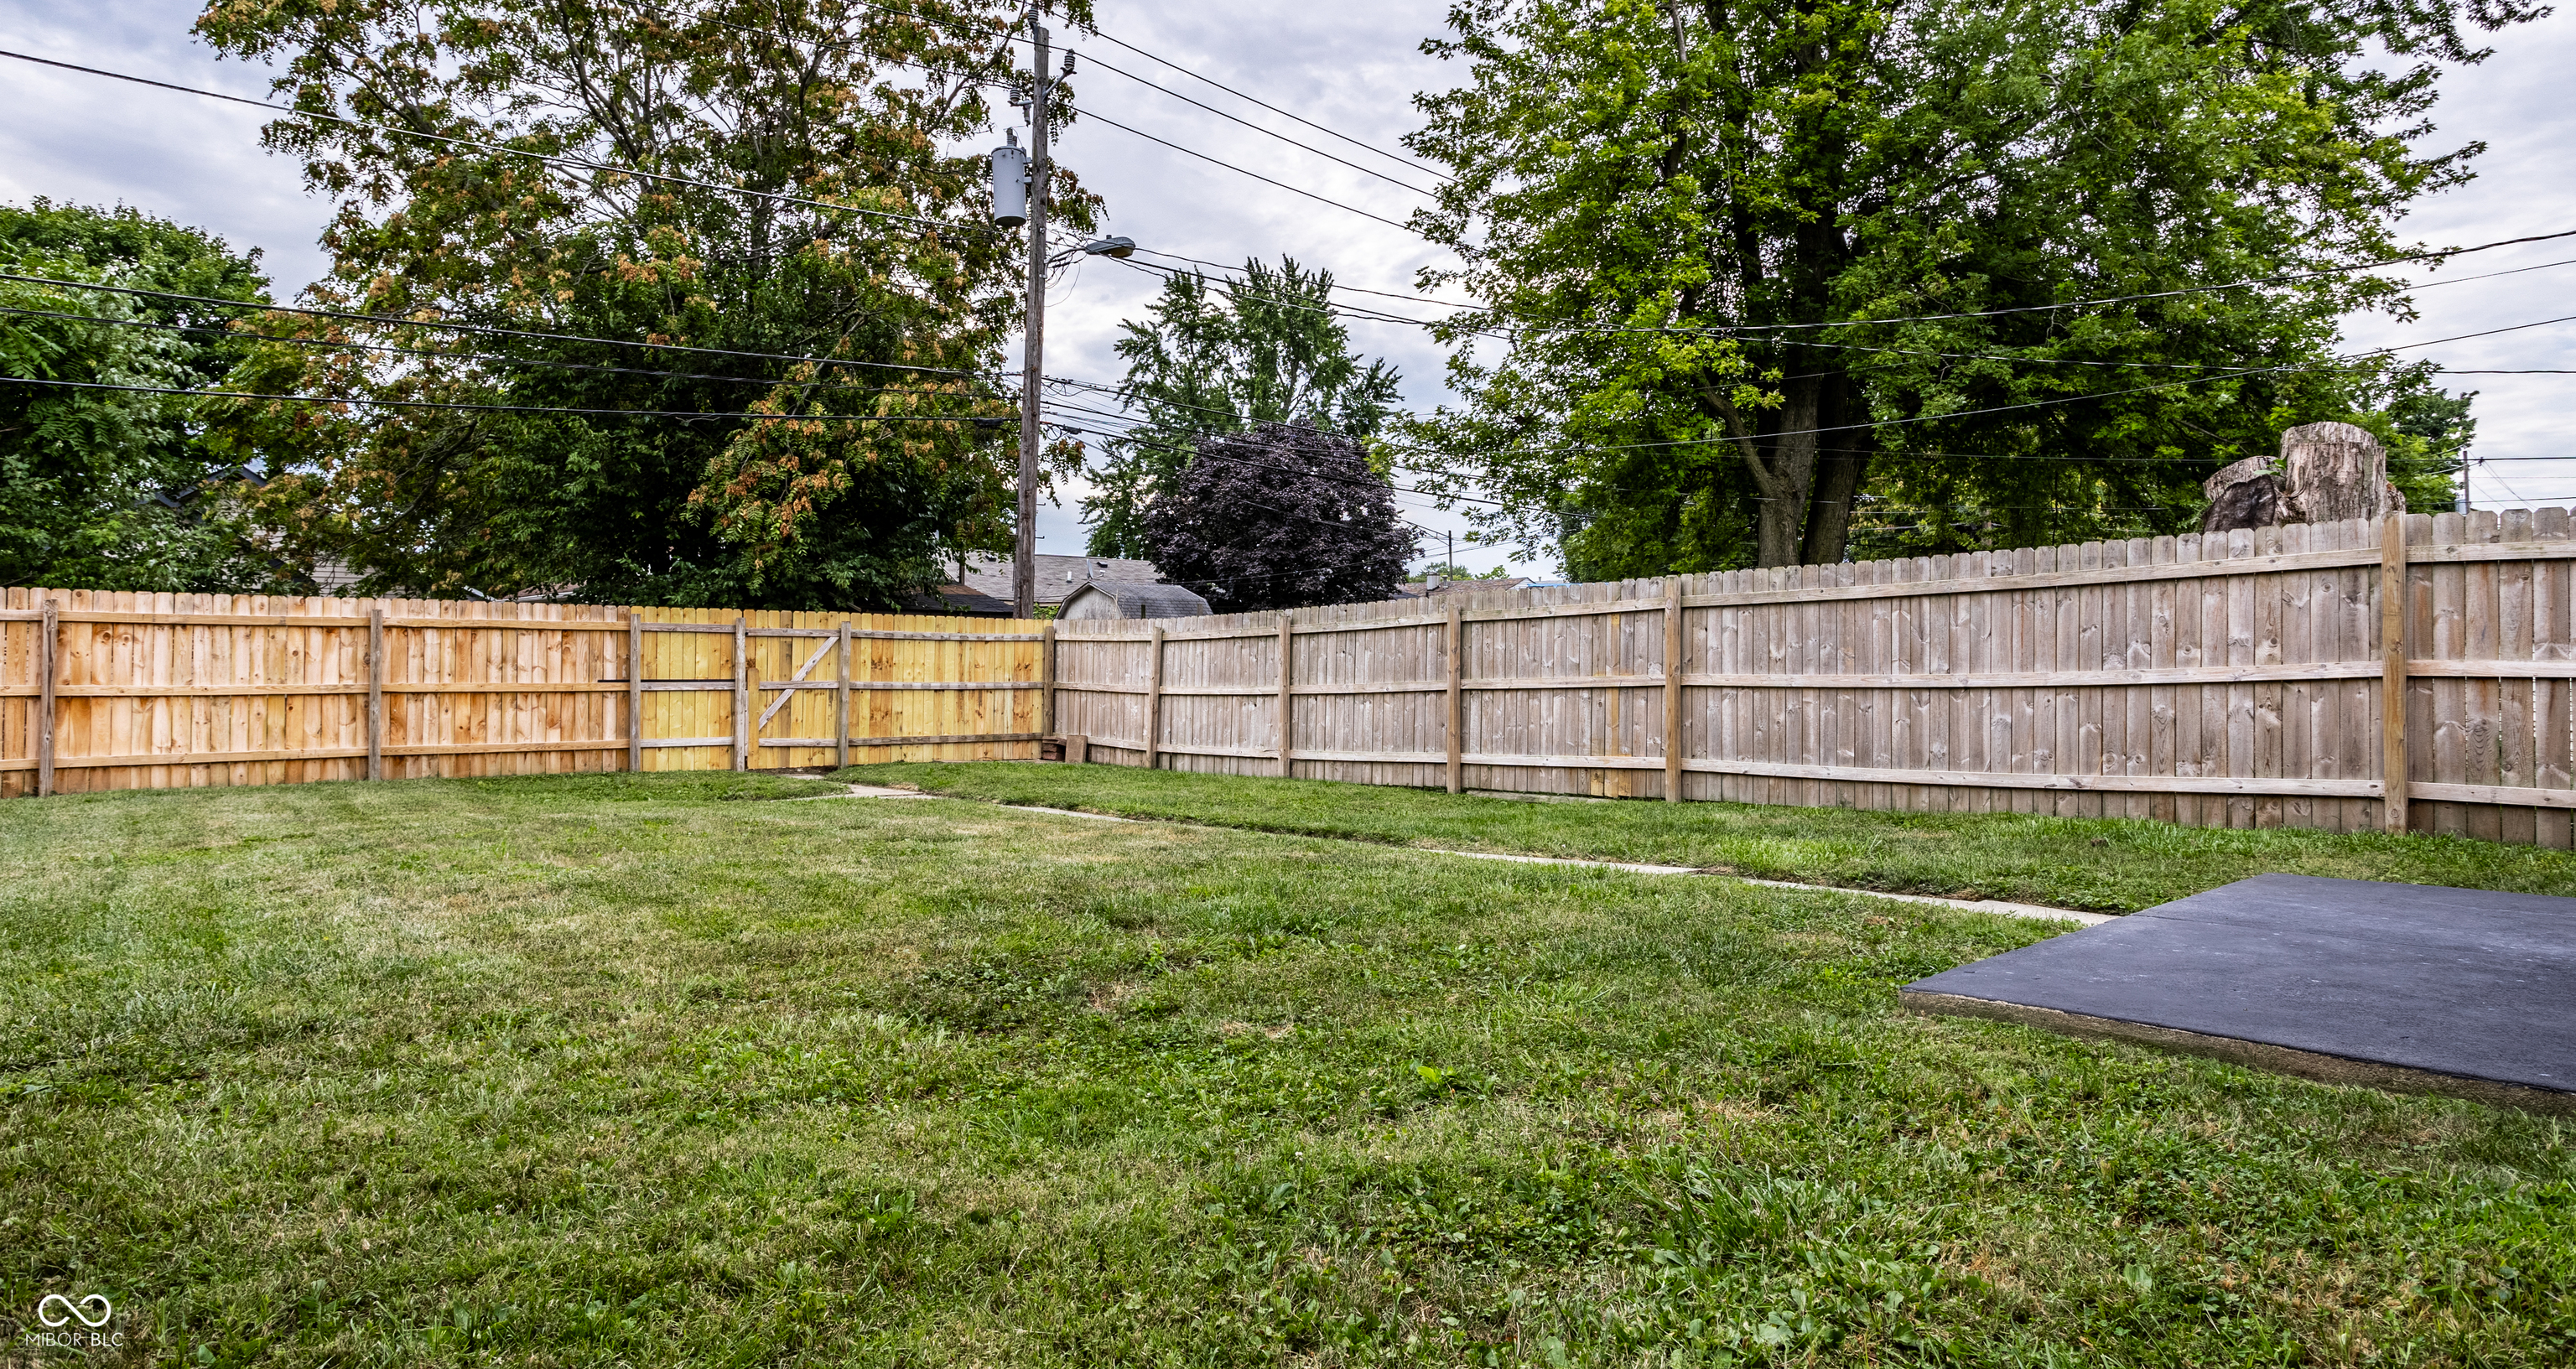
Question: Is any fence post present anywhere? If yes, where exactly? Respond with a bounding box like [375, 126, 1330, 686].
[1446, 605, 1464, 794]
[2381, 512, 2410, 833]
[733, 615, 749, 772]
[1041, 621, 1057, 742]
[837, 621, 853, 770]
[36, 600, 57, 797]
[366, 607, 385, 780]
[1665, 576, 1685, 802]
[627, 612, 644, 773]
[1144, 625, 1166, 770]
[1277, 614, 1296, 778]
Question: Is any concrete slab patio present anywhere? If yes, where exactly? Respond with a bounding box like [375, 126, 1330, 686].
[1902, 874, 2576, 1112]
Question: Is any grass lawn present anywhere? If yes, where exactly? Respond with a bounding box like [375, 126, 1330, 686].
[0, 770, 2568, 1366]
[840, 762, 2576, 913]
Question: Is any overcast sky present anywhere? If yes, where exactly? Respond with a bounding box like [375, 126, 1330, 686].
[6, 1, 2573, 577]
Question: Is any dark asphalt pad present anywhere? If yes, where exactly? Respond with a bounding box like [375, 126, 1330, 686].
[1901, 874, 2576, 1107]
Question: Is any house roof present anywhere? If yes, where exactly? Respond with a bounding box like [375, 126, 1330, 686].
[959, 552, 1166, 607]
[901, 583, 1016, 618]
[1400, 576, 1534, 599]
[1061, 578, 1213, 619]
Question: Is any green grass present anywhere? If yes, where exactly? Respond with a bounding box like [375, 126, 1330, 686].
[839, 762, 2576, 913]
[3, 770, 2570, 1366]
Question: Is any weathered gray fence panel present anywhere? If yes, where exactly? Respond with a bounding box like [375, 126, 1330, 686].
[1054, 512, 2576, 847]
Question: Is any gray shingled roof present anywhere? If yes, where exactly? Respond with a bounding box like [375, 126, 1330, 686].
[1060, 579, 1212, 620]
[958, 552, 1165, 606]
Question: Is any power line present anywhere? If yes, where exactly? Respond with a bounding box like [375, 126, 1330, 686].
[1039, 401, 1509, 507]
[1037, 413, 1443, 550]
[1112, 248, 2576, 376]
[870, 34, 1446, 200]
[0, 301, 986, 399]
[832, 5, 1442, 205]
[37, 29, 2560, 360]
[1128, 245, 1473, 313]
[1135, 222, 2576, 345]
[1055, 263, 2542, 480]
[0, 272, 1003, 385]
[841, 0, 1444, 184]
[1072, 22, 1446, 182]
[0, 48, 992, 239]
[1068, 108, 1418, 231]
[1057, 49, 1440, 196]
[1479, 228, 2576, 339]
[2, 373, 1008, 423]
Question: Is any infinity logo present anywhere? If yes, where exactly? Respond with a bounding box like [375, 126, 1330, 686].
[36, 1294, 112, 1329]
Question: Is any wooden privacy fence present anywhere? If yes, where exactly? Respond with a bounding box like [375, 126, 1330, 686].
[1056, 509, 2576, 848]
[0, 590, 1051, 798]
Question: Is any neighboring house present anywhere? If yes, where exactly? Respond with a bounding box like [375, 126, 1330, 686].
[312, 557, 365, 595]
[1059, 579, 1212, 620]
[959, 552, 1166, 609]
[902, 583, 1016, 618]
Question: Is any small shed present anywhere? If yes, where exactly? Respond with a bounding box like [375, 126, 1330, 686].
[1059, 579, 1211, 620]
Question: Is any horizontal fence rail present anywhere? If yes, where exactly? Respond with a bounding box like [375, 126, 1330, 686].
[1054, 510, 2576, 848]
[1, 592, 1052, 796]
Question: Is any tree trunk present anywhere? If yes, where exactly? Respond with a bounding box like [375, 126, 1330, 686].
[1743, 374, 1822, 567]
[1799, 374, 1868, 565]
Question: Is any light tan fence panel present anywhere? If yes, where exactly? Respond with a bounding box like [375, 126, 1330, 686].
[1054, 630, 1150, 762]
[1041, 512, 2553, 835]
[1152, 609, 1280, 778]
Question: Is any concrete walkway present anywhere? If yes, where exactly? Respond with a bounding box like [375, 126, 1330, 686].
[813, 786, 2112, 926]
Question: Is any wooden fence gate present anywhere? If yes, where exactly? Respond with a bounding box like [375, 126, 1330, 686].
[0, 593, 1052, 797]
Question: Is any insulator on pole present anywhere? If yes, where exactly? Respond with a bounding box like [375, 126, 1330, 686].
[990, 138, 1029, 228]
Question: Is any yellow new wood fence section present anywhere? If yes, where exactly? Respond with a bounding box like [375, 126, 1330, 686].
[0, 594, 1046, 797]
[1057, 510, 2576, 848]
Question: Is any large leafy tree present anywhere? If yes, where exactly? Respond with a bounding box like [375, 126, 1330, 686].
[1083, 257, 1402, 557]
[1140, 421, 1417, 612]
[1406, 0, 2528, 573]
[0, 200, 283, 591]
[197, 0, 1093, 607]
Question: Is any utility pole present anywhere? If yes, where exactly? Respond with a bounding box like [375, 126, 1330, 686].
[1014, 7, 1052, 620]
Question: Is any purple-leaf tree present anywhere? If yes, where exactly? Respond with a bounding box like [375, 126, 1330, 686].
[1140, 421, 1417, 612]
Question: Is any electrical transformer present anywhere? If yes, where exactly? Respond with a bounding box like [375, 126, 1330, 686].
[990, 139, 1028, 229]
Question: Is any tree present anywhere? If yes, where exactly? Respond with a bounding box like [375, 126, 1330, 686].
[1140, 421, 1417, 612]
[1405, 0, 2529, 573]
[195, 0, 1093, 607]
[0, 200, 283, 591]
[1083, 257, 1402, 557]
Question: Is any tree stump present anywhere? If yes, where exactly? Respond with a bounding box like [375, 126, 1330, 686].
[2201, 423, 2404, 534]
[2201, 455, 2281, 534]
[2280, 420, 2402, 525]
